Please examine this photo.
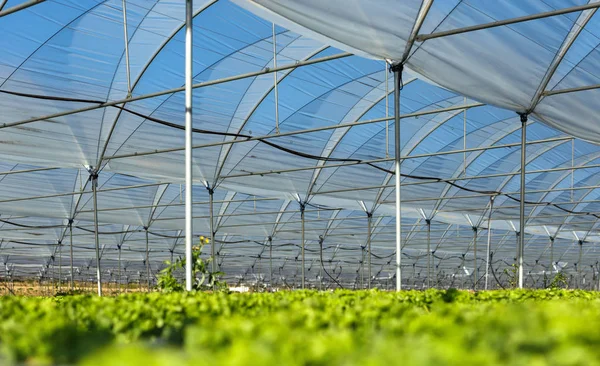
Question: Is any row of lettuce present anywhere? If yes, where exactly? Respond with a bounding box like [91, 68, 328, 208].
[1, 289, 600, 365]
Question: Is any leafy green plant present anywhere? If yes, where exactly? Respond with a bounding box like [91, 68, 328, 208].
[549, 271, 568, 289]
[157, 240, 225, 292]
[2, 290, 600, 365]
[504, 263, 518, 288]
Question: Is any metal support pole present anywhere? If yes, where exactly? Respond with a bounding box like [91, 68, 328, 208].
[121, 0, 132, 97]
[385, 62, 389, 158]
[69, 219, 74, 291]
[184, 0, 193, 292]
[360, 246, 365, 288]
[118, 244, 122, 293]
[145, 226, 150, 291]
[90, 170, 102, 296]
[550, 236, 555, 271]
[392, 62, 403, 291]
[300, 202, 306, 289]
[58, 240, 62, 292]
[367, 212, 372, 289]
[268, 236, 273, 288]
[518, 113, 527, 289]
[318, 236, 324, 291]
[272, 23, 280, 134]
[485, 196, 494, 290]
[578, 240, 583, 288]
[460, 254, 466, 289]
[426, 219, 431, 288]
[472, 227, 478, 290]
[208, 187, 216, 274]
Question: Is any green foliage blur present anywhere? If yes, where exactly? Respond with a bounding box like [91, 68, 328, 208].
[1, 290, 600, 365]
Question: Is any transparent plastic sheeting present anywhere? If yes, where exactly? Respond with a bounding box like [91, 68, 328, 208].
[235, 0, 600, 143]
[0, 1, 600, 283]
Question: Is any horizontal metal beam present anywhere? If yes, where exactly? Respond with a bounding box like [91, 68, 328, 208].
[543, 83, 600, 97]
[434, 197, 600, 215]
[0, 167, 58, 176]
[0, 182, 165, 205]
[315, 181, 600, 201]
[106, 103, 485, 160]
[221, 135, 572, 180]
[0, 52, 352, 131]
[416, 2, 600, 42]
[0, 0, 44, 17]
[76, 196, 282, 214]
[376, 184, 600, 204]
[151, 207, 342, 222]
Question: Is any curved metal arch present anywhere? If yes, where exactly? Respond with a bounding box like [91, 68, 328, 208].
[529, 4, 598, 110]
[430, 139, 571, 233]
[220, 67, 385, 183]
[147, 183, 170, 227]
[374, 114, 519, 216]
[103, 27, 301, 173]
[213, 43, 330, 185]
[95, 0, 166, 162]
[0, 0, 108, 90]
[214, 191, 238, 231]
[524, 153, 600, 227]
[321, 209, 342, 238]
[304, 75, 419, 200]
[422, 119, 546, 217]
[450, 138, 572, 211]
[368, 100, 471, 213]
[313, 93, 470, 212]
[270, 200, 293, 238]
[541, 168, 600, 237]
[493, 158, 600, 240]
[97, 0, 219, 168]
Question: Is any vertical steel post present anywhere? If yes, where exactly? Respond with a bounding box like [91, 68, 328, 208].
[392, 63, 403, 291]
[367, 212, 372, 289]
[360, 246, 364, 289]
[460, 254, 466, 289]
[184, 0, 193, 291]
[550, 236, 555, 272]
[91, 171, 102, 296]
[145, 227, 150, 291]
[473, 227, 478, 290]
[578, 240, 583, 289]
[272, 23, 279, 134]
[69, 220, 74, 291]
[268, 236, 273, 288]
[518, 113, 527, 289]
[118, 244, 122, 293]
[208, 187, 215, 274]
[485, 196, 494, 290]
[58, 240, 62, 292]
[463, 96, 467, 176]
[426, 219, 431, 288]
[385, 63, 389, 158]
[300, 202, 305, 289]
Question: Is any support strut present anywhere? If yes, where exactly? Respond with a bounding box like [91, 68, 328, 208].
[391, 62, 403, 291]
[89, 168, 102, 296]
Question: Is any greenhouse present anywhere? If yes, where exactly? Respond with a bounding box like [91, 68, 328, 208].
[1, 0, 600, 294]
[5, 0, 600, 364]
